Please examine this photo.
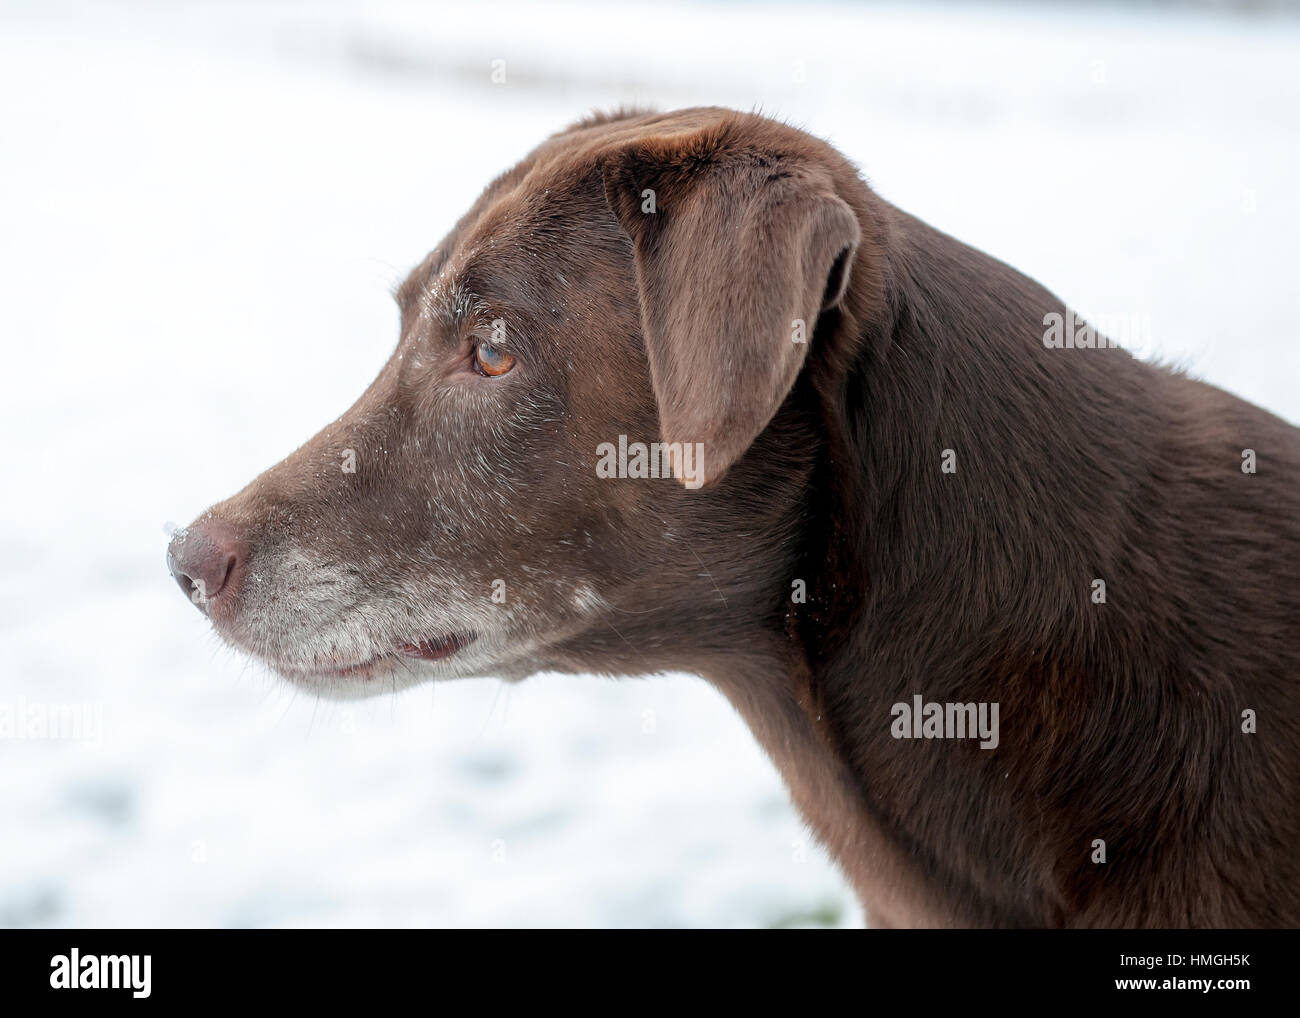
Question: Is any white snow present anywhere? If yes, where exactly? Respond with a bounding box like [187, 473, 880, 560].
[1, 0, 1297, 927]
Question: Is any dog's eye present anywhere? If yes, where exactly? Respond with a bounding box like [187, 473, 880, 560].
[472, 342, 516, 377]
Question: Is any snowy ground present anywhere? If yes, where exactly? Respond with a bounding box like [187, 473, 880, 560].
[1, 0, 1297, 928]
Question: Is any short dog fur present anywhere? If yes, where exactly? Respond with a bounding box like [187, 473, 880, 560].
[169, 107, 1300, 928]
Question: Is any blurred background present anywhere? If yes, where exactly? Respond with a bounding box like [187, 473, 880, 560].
[1, 0, 1297, 928]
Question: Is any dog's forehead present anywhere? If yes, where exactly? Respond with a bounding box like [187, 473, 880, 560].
[395, 107, 747, 320]
[398, 167, 599, 320]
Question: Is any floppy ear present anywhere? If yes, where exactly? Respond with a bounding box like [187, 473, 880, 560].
[602, 132, 860, 487]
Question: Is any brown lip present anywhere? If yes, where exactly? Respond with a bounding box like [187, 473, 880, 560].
[397, 634, 470, 661]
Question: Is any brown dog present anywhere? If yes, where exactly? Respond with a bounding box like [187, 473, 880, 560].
[168, 107, 1300, 928]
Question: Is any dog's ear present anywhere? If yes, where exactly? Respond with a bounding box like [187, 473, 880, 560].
[602, 131, 860, 487]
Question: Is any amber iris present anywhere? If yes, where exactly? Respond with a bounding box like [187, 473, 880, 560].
[473, 342, 515, 376]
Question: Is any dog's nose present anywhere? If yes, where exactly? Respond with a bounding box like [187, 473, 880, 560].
[167, 518, 246, 611]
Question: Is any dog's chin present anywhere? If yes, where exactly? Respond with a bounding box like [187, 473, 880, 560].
[243, 632, 480, 701]
[274, 661, 431, 700]
[267, 656, 416, 700]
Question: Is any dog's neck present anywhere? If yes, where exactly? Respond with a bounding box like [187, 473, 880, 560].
[764, 202, 1160, 927]
[691, 638, 957, 927]
[714, 204, 1040, 926]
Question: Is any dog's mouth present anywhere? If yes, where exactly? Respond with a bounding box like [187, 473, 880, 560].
[397, 633, 472, 662]
[275, 632, 475, 682]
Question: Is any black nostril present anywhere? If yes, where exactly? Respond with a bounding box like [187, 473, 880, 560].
[173, 569, 199, 603]
[167, 550, 204, 610]
[166, 550, 193, 599]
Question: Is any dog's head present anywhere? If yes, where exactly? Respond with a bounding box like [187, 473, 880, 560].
[167, 107, 876, 697]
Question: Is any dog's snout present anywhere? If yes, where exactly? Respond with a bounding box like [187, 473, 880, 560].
[167, 518, 246, 612]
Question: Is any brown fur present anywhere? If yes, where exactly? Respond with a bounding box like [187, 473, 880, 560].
[169, 107, 1300, 927]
